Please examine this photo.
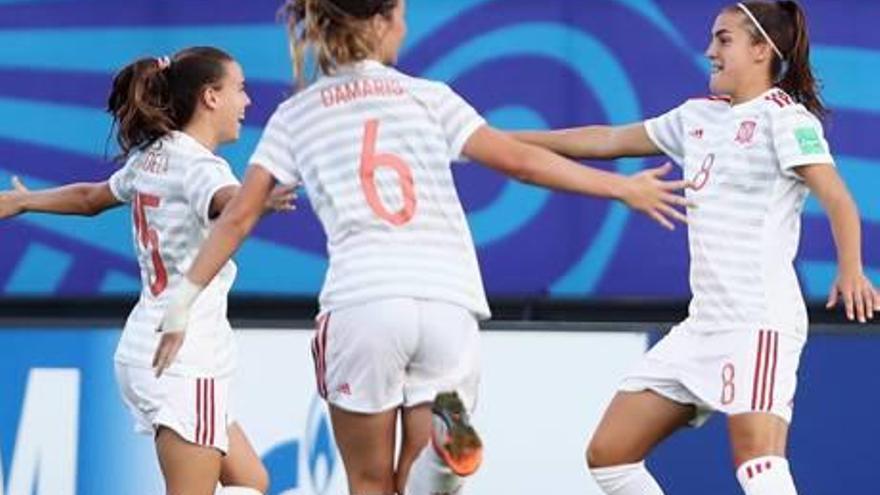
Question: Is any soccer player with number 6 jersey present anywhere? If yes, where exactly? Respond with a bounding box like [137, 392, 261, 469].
[0, 47, 295, 495]
[157, 1, 693, 494]
[516, 2, 880, 494]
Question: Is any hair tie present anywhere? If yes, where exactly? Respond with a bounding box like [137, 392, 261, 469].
[156, 56, 172, 71]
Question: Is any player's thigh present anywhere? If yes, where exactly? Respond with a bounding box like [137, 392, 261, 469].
[587, 390, 695, 467]
[155, 426, 222, 495]
[220, 422, 269, 492]
[329, 405, 398, 494]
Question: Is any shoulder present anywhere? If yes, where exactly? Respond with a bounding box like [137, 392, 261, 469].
[390, 68, 451, 98]
[761, 90, 823, 128]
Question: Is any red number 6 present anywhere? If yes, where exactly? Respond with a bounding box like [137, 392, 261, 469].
[359, 119, 417, 226]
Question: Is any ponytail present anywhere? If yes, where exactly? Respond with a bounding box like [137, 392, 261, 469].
[107, 58, 174, 160]
[106, 46, 234, 161]
[776, 1, 826, 119]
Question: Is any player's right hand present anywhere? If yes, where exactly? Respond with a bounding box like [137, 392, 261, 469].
[620, 162, 694, 230]
[265, 184, 297, 213]
[152, 331, 185, 378]
[0, 176, 28, 219]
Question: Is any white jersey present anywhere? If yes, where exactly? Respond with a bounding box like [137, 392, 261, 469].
[645, 88, 834, 336]
[109, 131, 240, 377]
[251, 60, 490, 319]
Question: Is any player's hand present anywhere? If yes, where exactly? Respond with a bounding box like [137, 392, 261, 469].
[0, 176, 29, 219]
[152, 331, 185, 378]
[265, 184, 297, 213]
[620, 162, 694, 230]
[153, 278, 202, 376]
[826, 271, 880, 323]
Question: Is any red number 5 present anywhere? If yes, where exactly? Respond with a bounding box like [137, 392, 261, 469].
[133, 192, 168, 296]
[359, 119, 417, 226]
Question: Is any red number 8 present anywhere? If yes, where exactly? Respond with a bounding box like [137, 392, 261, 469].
[721, 362, 736, 405]
[691, 153, 715, 191]
[359, 119, 417, 226]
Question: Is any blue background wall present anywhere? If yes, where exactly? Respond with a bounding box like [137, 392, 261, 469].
[0, 0, 877, 299]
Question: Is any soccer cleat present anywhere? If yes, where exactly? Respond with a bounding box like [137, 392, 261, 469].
[430, 391, 483, 477]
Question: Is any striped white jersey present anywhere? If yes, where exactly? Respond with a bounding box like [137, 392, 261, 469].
[645, 88, 834, 336]
[109, 131, 240, 377]
[251, 60, 490, 319]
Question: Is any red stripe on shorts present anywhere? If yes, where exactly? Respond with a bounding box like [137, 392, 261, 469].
[767, 331, 779, 411]
[751, 330, 765, 410]
[195, 378, 202, 444]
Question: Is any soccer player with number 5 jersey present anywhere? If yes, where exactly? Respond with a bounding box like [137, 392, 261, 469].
[157, 1, 693, 494]
[0, 47, 295, 495]
[516, 2, 880, 494]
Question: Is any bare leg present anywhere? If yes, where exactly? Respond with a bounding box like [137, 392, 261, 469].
[219, 422, 269, 493]
[155, 426, 222, 495]
[587, 390, 695, 468]
[395, 404, 432, 494]
[728, 413, 797, 494]
[330, 405, 398, 494]
[728, 413, 788, 466]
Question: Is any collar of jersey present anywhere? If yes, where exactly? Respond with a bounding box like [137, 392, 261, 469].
[730, 87, 780, 113]
[170, 130, 215, 156]
[334, 59, 387, 75]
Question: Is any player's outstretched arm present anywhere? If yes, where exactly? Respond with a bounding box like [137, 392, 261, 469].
[511, 123, 661, 160]
[464, 125, 692, 230]
[0, 176, 121, 219]
[798, 163, 880, 322]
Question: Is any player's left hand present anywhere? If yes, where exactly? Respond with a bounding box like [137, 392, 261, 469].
[0, 176, 29, 219]
[826, 271, 879, 323]
[265, 184, 297, 213]
[152, 331, 185, 378]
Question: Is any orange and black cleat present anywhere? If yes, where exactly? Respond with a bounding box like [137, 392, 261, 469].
[430, 391, 483, 477]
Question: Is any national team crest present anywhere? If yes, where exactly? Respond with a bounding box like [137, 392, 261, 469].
[734, 120, 757, 145]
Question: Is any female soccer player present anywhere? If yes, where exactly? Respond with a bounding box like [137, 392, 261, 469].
[0, 47, 291, 495]
[515, 2, 880, 494]
[155, 1, 691, 494]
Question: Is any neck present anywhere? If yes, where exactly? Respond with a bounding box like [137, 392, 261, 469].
[729, 75, 773, 106]
[181, 118, 220, 152]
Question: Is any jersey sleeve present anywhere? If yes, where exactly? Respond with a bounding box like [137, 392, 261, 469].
[770, 104, 834, 177]
[432, 82, 487, 162]
[644, 103, 687, 166]
[250, 108, 302, 185]
[107, 159, 137, 203]
[182, 156, 240, 224]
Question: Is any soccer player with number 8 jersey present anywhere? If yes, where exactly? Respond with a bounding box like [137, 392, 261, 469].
[157, 1, 693, 494]
[516, 2, 880, 494]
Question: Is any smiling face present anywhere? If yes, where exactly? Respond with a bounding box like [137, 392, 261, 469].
[705, 10, 775, 102]
[208, 60, 251, 144]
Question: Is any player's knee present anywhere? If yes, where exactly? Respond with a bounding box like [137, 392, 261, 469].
[730, 428, 779, 467]
[349, 464, 395, 493]
[586, 435, 626, 469]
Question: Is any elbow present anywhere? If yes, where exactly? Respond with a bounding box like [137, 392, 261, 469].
[82, 197, 104, 217]
[495, 145, 540, 184]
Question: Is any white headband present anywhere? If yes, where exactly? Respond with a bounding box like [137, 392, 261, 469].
[737, 3, 785, 60]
